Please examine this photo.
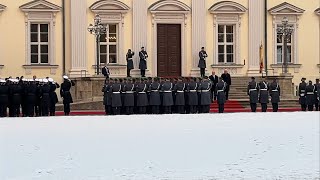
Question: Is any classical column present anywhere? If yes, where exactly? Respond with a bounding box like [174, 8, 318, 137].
[248, 0, 264, 75]
[191, 0, 206, 76]
[132, 0, 148, 74]
[69, 0, 89, 77]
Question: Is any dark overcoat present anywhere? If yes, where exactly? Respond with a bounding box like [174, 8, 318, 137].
[199, 80, 211, 105]
[216, 82, 226, 105]
[259, 81, 269, 104]
[269, 82, 280, 103]
[298, 82, 307, 105]
[60, 80, 75, 104]
[173, 82, 186, 106]
[247, 81, 259, 104]
[161, 82, 174, 106]
[187, 82, 198, 106]
[136, 82, 148, 107]
[139, 51, 148, 70]
[149, 82, 161, 106]
[123, 83, 135, 107]
[198, 50, 208, 68]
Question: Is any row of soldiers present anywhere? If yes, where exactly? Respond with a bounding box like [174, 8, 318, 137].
[102, 76, 228, 115]
[298, 78, 320, 111]
[0, 76, 75, 117]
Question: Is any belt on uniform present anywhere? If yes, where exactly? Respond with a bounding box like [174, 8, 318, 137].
[315, 91, 318, 93]
[189, 90, 197, 92]
[249, 89, 257, 91]
[113, 92, 121, 94]
[151, 90, 159, 92]
[301, 90, 305, 92]
[164, 91, 172, 93]
[126, 91, 134, 93]
[260, 89, 268, 91]
[300, 94, 305, 97]
[217, 90, 224, 92]
[272, 90, 278, 92]
[177, 91, 184, 93]
[307, 92, 314, 95]
[128, 58, 133, 60]
[201, 90, 210, 92]
[138, 92, 146, 94]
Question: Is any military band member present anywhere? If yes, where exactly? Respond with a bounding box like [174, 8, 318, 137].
[126, 49, 135, 77]
[187, 78, 199, 114]
[259, 78, 269, 112]
[247, 77, 259, 112]
[139, 47, 148, 77]
[123, 78, 135, 115]
[298, 78, 307, 111]
[306, 80, 315, 111]
[40, 79, 50, 116]
[314, 79, 319, 111]
[198, 47, 208, 78]
[199, 76, 212, 113]
[102, 63, 110, 79]
[48, 78, 60, 116]
[0, 79, 9, 117]
[60, 76, 75, 116]
[161, 78, 174, 114]
[174, 78, 186, 114]
[110, 79, 122, 115]
[216, 77, 226, 113]
[149, 77, 161, 114]
[9, 79, 22, 117]
[269, 78, 281, 112]
[136, 78, 148, 114]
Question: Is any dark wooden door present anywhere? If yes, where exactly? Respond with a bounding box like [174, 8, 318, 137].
[157, 24, 181, 77]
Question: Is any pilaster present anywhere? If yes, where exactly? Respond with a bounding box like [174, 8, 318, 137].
[248, 0, 264, 75]
[69, 0, 89, 77]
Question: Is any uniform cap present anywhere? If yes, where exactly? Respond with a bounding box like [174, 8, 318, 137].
[0, 79, 6, 83]
[43, 79, 49, 83]
[38, 79, 43, 82]
[63, 75, 69, 79]
[48, 78, 54, 82]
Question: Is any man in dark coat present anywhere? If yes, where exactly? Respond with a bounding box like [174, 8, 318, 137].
[110, 79, 122, 115]
[247, 77, 259, 112]
[269, 78, 281, 112]
[216, 77, 226, 113]
[126, 49, 135, 77]
[209, 71, 218, 101]
[199, 76, 212, 113]
[306, 80, 315, 111]
[314, 79, 319, 111]
[173, 78, 186, 114]
[48, 78, 59, 116]
[102, 64, 110, 79]
[102, 79, 110, 115]
[25, 79, 37, 117]
[35, 79, 42, 116]
[139, 47, 148, 77]
[0, 80, 9, 117]
[259, 78, 269, 112]
[149, 77, 161, 114]
[123, 78, 135, 115]
[187, 78, 199, 114]
[198, 47, 208, 77]
[221, 69, 231, 100]
[60, 76, 75, 116]
[40, 79, 51, 116]
[9, 79, 23, 117]
[136, 78, 148, 114]
[298, 78, 307, 111]
[161, 78, 174, 114]
[20, 79, 28, 117]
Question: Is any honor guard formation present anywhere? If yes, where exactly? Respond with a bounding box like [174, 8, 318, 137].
[0, 76, 75, 117]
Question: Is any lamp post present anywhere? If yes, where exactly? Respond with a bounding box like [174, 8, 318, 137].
[276, 17, 294, 75]
[88, 14, 108, 75]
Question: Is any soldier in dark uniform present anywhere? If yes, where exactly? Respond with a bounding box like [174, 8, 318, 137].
[298, 78, 307, 111]
[0, 79, 9, 117]
[198, 47, 208, 77]
[136, 78, 148, 114]
[216, 77, 226, 113]
[247, 77, 259, 112]
[48, 78, 59, 116]
[199, 76, 212, 113]
[221, 69, 232, 100]
[35, 79, 42, 116]
[197, 77, 202, 113]
[187, 77, 198, 114]
[306, 80, 315, 111]
[259, 78, 269, 112]
[60, 76, 75, 116]
[126, 49, 135, 77]
[314, 79, 319, 111]
[269, 78, 281, 112]
[161, 78, 174, 114]
[123, 78, 135, 115]
[9, 79, 22, 117]
[25, 79, 37, 117]
[110, 79, 122, 115]
[20, 79, 28, 117]
[149, 77, 161, 114]
[102, 79, 110, 115]
[209, 71, 218, 101]
[40, 79, 50, 116]
[173, 78, 186, 114]
[139, 47, 148, 77]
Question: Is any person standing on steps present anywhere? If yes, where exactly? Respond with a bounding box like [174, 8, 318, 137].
[247, 77, 259, 112]
[305, 80, 315, 111]
[60, 76, 75, 116]
[216, 77, 226, 113]
[209, 71, 218, 102]
[221, 69, 231, 100]
[102, 63, 110, 79]
[198, 47, 208, 78]
[298, 78, 307, 111]
[269, 78, 281, 112]
[259, 77, 269, 112]
[139, 47, 148, 77]
[126, 49, 135, 77]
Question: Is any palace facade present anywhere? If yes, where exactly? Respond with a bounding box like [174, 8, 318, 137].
[0, 0, 319, 85]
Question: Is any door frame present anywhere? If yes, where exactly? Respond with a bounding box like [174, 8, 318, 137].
[152, 14, 188, 77]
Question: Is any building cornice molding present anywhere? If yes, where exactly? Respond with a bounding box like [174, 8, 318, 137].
[149, 0, 191, 14]
[209, 1, 247, 14]
[90, 0, 130, 14]
[0, 4, 6, 12]
[20, 0, 61, 12]
[269, 2, 305, 15]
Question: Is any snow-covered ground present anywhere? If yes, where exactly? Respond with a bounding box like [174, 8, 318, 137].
[0, 112, 319, 180]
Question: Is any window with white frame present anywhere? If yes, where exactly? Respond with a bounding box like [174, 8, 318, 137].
[30, 23, 49, 64]
[100, 24, 118, 64]
[217, 25, 235, 63]
[276, 30, 292, 64]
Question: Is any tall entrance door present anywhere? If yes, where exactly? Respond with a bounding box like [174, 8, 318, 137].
[157, 24, 181, 77]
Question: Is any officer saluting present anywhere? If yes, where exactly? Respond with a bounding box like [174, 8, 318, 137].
[198, 47, 208, 78]
[126, 49, 135, 77]
[269, 78, 280, 112]
[259, 78, 269, 112]
[139, 47, 148, 77]
[60, 76, 75, 116]
[298, 78, 307, 111]
[247, 77, 259, 112]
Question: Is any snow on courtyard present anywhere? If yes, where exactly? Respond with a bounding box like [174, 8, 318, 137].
[0, 112, 319, 180]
